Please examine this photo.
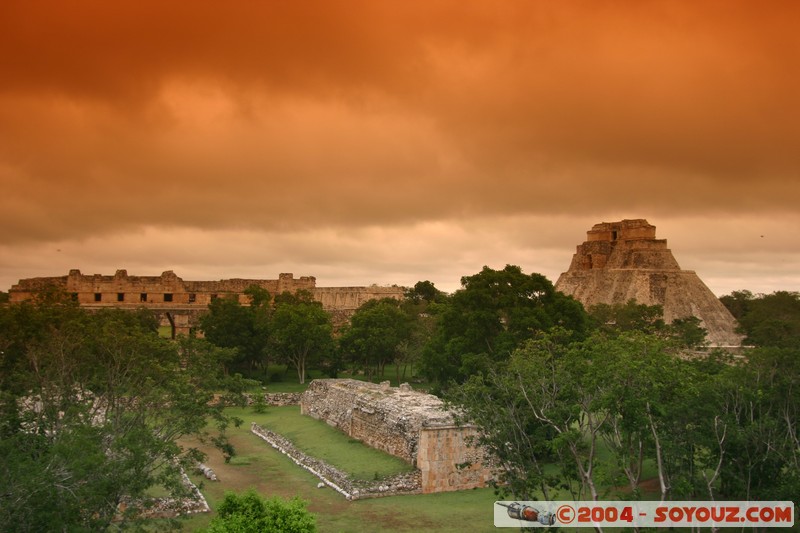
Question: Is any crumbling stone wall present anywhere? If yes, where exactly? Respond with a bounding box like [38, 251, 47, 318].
[240, 392, 302, 407]
[587, 219, 657, 242]
[119, 469, 209, 519]
[263, 392, 303, 406]
[418, 426, 492, 492]
[8, 269, 404, 335]
[9, 269, 316, 307]
[300, 379, 493, 493]
[312, 286, 404, 325]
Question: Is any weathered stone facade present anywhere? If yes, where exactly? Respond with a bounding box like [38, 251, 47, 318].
[300, 379, 493, 493]
[8, 269, 404, 336]
[555, 219, 743, 347]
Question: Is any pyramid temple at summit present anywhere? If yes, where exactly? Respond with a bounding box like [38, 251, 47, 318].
[555, 219, 743, 347]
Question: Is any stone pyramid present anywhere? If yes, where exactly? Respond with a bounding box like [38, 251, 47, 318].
[555, 219, 743, 347]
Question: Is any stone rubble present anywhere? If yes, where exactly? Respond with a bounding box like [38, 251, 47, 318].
[263, 392, 303, 406]
[119, 469, 210, 520]
[196, 463, 218, 481]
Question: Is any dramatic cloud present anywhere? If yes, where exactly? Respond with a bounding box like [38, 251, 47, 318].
[1, 1, 798, 294]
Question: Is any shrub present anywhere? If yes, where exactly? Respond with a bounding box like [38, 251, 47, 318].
[204, 490, 316, 533]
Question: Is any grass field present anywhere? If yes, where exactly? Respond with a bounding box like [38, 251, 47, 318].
[229, 406, 414, 481]
[168, 374, 663, 532]
[176, 405, 499, 532]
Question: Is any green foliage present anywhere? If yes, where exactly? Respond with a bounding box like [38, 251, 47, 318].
[666, 315, 708, 349]
[270, 295, 333, 384]
[273, 289, 315, 306]
[589, 300, 708, 349]
[449, 328, 799, 503]
[0, 298, 238, 531]
[404, 280, 446, 303]
[719, 289, 753, 320]
[339, 298, 412, 380]
[423, 265, 588, 387]
[251, 394, 268, 414]
[710, 346, 800, 499]
[243, 285, 272, 307]
[204, 490, 316, 533]
[198, 286, 271, 372]
[721, 290, 800, 348]
[588, 300, 665, 335]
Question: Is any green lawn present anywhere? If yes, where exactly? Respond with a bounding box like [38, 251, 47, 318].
[174, 404, 498, 532]
[170, 403, 668, 532]
[228, 406, 414, 481]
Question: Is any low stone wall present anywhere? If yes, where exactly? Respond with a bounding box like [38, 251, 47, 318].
[240, 392, 302, 406]
[251, 423, 421, 500]
[119, 469, 209, 519]
[263, 392, 303, 406]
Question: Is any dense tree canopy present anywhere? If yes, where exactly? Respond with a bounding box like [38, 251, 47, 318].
[721, 290, 800, 348]
[198, 286, 272, 372]
[270, 291, 334, 384]
[422, 265, 588, 386]
[338, 298, 412, 381]
[588, 300, 708, 349]
[588, 300, 665, 335]
[0, 297, 239, 531]
[404, 280, 446, 304]
[449, 328, 800, 505]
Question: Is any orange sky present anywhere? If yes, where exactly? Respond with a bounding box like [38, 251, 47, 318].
[1, 1, 798, 294]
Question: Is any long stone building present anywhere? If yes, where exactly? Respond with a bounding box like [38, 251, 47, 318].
[8, 269, 404, 336]
[555, 219, 743, 347]
[300, 379, 493, 493]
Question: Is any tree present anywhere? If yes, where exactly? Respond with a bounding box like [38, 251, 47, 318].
[449, 328, 616, 507]
[589, 300, 708, 350]
[722, 291, 800, 348]
[588, 331, 706, 502]
[719, 289, 753, 321]
[422, 265, 588, 387]
[0, 299, 239, 531]
[338, 298, 411, 381]
[392, 281, 447, 384]
[588, 300, 665, 335]
[199, 286, 271, 373]
[446, 331, 568, 502]
[270, 292, 333, 384]
[404, 280, 446, 304]
[204, 490, 316, 533]
[709, 346, 800, 500]
[452, 331, 679, 501]
[665, 315, 708, 350]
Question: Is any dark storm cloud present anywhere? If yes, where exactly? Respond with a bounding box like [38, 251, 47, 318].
[0, 1, 798, 294]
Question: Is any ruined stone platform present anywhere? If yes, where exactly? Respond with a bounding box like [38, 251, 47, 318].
[300, 379, 492, 493]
